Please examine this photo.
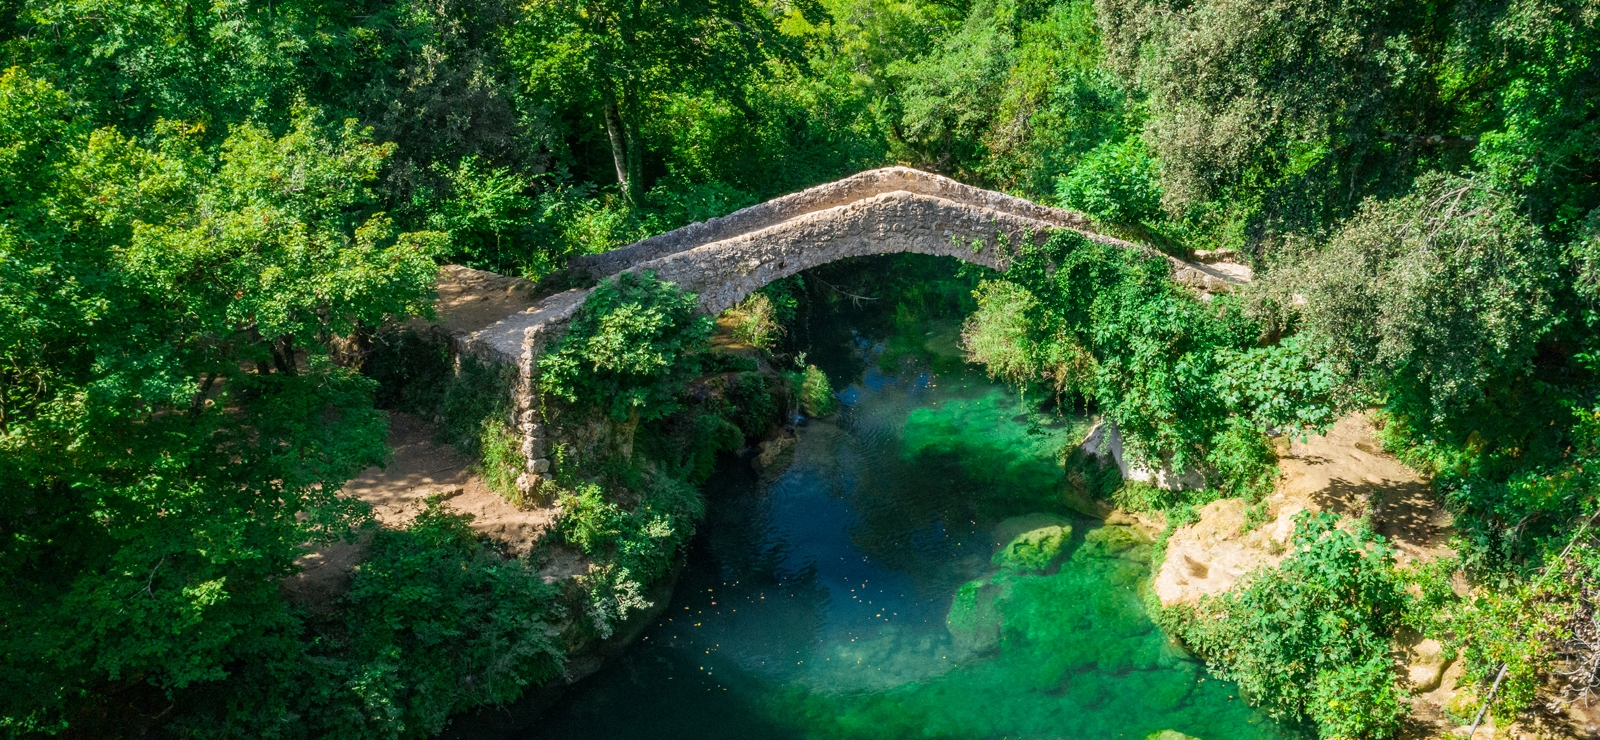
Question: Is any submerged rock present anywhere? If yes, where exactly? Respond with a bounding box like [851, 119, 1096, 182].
[755, 431, 796, 475]
[1145, 731, 1203, 740]
[993, 525, 1072, 573]
[992, 513, 1071, 548]
[1084, 524, 1153, 564]
[946, 579, 1007, 654]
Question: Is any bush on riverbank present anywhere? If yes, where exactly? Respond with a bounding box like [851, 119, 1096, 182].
[1158, 511, 1408, 739]
[534, 274, 785, 641]
[797, 364, 839, 417]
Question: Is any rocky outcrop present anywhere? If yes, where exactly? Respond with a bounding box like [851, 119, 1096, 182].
[1153, 497, 1296, 607]
[1151, 414, 1452, 607]
[1079, 421, 1207, 491]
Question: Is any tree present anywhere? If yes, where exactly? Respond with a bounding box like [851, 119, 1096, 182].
[1255, 172, 1560, 428]
[0, 71, 443, 730]
[1096, 0, 1458, 239]
[509, 0, 782, 204]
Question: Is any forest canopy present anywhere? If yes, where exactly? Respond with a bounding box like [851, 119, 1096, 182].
[3, 0, 1600, 736]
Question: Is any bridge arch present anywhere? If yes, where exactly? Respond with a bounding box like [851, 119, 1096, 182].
[455, 167, 1249, 492]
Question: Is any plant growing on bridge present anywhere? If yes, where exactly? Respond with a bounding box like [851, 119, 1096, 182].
[540, 271, 714, 421]
[725, 293, 783, 350]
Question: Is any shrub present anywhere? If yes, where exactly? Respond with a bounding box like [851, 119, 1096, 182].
[555, 470, 707, 638]
[727, 371, 781, 438]
[726, 293, 782, 349]
[1310, 655, 1408, 740]
[1214, 334, 1339, 437]
[1167, 511, 1407, 738]
[479, 418, 527, 504]
[540, 271, 714, 422]
[557, 483, 628, 555]
[1055, 135, 1163, 225]
[1205, 416, 1279, 500]
[798, 365, 838, 417]
[1112, 480, 1220, 524]
[962, 279, 1041, 386]
[1440, 542, 1599, 726]
[962, 278, 1100, 403]
[333, 502, 565, 737]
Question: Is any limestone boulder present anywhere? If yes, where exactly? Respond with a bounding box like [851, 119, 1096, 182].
[1405, 637, 1453, 692]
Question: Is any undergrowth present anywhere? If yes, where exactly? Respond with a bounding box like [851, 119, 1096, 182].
[532, 273, 786, 640]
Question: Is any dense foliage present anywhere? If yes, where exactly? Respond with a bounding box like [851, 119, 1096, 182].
[6, 0, 1600, 732]
[540, 271, 714, 421]
[962, 231, 1324, 491]
[305, 503, 566, 737]
[0, 70, 442, 734]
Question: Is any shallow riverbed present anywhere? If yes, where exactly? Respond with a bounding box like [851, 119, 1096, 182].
[523, 307, 1286, 740]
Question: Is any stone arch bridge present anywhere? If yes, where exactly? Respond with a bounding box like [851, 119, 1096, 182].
[452, 166, 1250, 494]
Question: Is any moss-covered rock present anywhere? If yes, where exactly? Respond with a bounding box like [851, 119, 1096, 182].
[992, 525, 1072, 572]
[946, 579, 1006, 654]
[1145, 731, 1202, 740]
[1084, 523, 1152, 563]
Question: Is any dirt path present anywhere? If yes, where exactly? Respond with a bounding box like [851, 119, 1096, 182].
[427, 264, 540, 336]
[282, 412, 560, 610]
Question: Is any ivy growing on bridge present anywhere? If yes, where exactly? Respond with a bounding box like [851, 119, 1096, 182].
[539, 271, 714, 422]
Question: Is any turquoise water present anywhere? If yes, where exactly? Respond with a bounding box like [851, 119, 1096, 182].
[523, 312, 1287, 740]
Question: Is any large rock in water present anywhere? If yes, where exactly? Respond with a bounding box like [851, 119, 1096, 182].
[1145, 731, 1202, 740]
[992, 525, 1072, 572]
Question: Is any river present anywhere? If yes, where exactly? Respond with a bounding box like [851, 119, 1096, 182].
[523, 274, 1287, 740]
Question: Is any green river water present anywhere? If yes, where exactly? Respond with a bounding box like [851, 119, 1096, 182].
[523, 288, 1289, 740]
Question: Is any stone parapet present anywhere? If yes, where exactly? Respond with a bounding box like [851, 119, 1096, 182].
[565, 166, 1099, 279]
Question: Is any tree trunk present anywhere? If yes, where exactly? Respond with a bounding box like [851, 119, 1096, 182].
[621, 86, 644, 207]
[271, 336, 298, 376]
[603, 101, 633, 205]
